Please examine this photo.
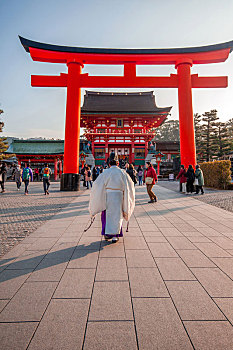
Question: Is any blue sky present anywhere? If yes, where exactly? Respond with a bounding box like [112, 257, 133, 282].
[1, 0, 233, 139]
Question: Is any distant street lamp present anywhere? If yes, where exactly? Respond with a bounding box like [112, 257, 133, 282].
[152, 151, 164, 176]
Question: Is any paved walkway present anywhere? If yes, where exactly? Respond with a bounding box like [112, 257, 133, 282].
[0, 182, 81, 257]
[0, 185, 233, 349]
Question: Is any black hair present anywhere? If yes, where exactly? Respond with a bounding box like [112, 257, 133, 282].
[110, 159, 117, 166]
[181, 165, 184, 169]
[146, 161, 151, 167]
[44, 163, 48, 167]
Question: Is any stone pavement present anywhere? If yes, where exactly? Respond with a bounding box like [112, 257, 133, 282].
[159, 180, 233, 213]
[0, 182, 82, 257]
[0, 185, 233, 349]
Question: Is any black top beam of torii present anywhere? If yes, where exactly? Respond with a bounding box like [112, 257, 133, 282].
[19, 36, 233, 55]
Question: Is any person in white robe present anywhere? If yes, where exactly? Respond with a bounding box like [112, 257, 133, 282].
[89, 154, 135, 243]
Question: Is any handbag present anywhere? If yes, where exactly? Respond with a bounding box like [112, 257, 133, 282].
[194, 178, 199, 186]
[145, 177, 153, 185]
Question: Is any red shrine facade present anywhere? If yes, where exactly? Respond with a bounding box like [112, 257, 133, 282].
[81, 91, 171, 165]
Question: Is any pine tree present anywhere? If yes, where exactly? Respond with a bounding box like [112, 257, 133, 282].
[215, 122, 231, 157]
[201, 110, 219, 161]
[226, 118, 233, 152]
[194, 113, 203, 161]
[0, 109, 12, 160]
[154, 119, 180, 141]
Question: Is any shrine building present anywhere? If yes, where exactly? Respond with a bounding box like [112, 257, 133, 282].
[81, 91, 172, 166]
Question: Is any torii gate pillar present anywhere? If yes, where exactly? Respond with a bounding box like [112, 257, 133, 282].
[176, 60, 196, 168]
[60, 62, 82, 191]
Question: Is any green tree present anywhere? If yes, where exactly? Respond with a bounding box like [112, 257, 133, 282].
[201, 110, 219, 161]
[194, 113, 203, 161]
[153, 119, 180, 141]
[215, 122, 231, 157]
[0, 109, 11, 160]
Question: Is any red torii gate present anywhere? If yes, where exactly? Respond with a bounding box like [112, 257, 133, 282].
[19, 36, 233, 190]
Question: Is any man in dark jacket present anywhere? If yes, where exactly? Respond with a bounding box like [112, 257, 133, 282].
[186, 165, 195, 193]
[0, 162, 7, 193]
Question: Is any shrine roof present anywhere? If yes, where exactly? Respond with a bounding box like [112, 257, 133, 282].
[155, 141, 180, 152]
[81, 91, 172, 113]
[19, 36, 233, 54]
[6, 140, 64, 155]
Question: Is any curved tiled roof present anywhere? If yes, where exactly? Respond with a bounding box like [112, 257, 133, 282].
[81, 91, 172, 113]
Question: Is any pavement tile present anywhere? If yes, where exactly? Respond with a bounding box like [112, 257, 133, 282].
[27, 261, 68, 282]
[181, 231, 205, 237]
[155, 258, 196, 280]
[6, 250, 48, 270]
[210, 257, 233, 279]
[128, 267, 169, 297]
[124, 237, 147, 250]
[144, 236, 168, 243]
[148, 242, 178, 257]
[166, 281, 226, 320]
[191, 268, 233, 297]
[0, 322, 38, 350]
[166, 236, 196, 250]
[213, 298, 233, 324]
[83, 321, 137, 350]
[123, 228, 143, 236]
[68, 249, 99, 268]
[177, 249, 216, 268]
[54, 269, 95, 298]
[142, 230, 164, 237]
[196, 227, 222, 237]
[0, 269, 33, 299]
[27, 238, 58, 251]
[77, 237, 101, 250]
[155, 221, 175, 228]
[126, 250, 156, 267]
[187, 236, 212, 243]
[96, 258, 128, 281]
[194, 242, 232, 257]
[138, 224, 159, 232]
[227, 249, 233, 256]
[0, 300, 8, 312]
[89, 281, 133, 321]
[133, 298, 193, 350]
[0, 281, 57, 321]
[28, 299, 89, 350]
[184, 321, 233, 350]
[210, 236, 233, 250]
[159, 227, 183, 236]
[99, 242, 125, 257]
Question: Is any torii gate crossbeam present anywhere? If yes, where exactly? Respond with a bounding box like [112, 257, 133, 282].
[19, 36, 233, 190]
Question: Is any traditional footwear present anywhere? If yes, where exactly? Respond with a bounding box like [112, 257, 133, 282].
[112, 237, 119, 243]
[104, 235, 112, 241]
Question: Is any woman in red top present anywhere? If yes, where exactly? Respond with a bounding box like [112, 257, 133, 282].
[144, 162, 158, 203]
[176, 165, 187, 192]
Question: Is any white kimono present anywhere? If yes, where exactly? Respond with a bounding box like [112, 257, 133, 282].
[89, 166, 135, 235]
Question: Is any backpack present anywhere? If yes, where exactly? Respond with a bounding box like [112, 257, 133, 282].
[43, 167, 50, 177]
[23, 168, 30, 181]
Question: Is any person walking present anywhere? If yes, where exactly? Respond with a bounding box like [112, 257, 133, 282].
[186, 164, 195, 194]
[176, 165, 187, 193]
[195, 165, 205, 194]
[42, 163, 52, 195]
[34, 168, 39, 181]
[126, 164, 137, 186]
[85, 166, 92, 189]
[144, 162, 158, 203]
[137, 165, 143, 186]
[15, 164, 22, 190]
[89, 152, 135, 243]
[22, 163, 33, 195]
[92, 166, 98, 182]
[0, 162, 7, 193]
